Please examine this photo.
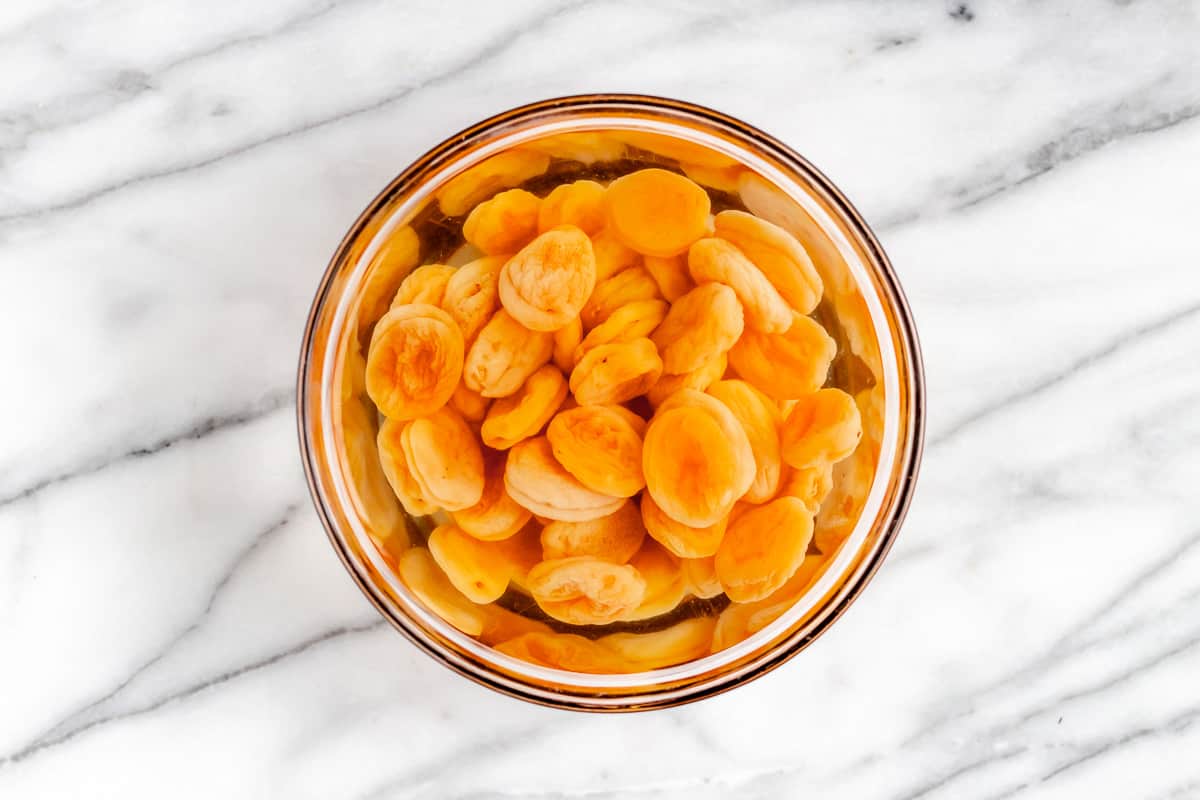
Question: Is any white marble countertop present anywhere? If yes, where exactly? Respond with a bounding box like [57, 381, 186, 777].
[3, 1, 1200, 797]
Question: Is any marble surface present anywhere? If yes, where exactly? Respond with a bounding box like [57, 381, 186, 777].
[2, 1, 1200, 797]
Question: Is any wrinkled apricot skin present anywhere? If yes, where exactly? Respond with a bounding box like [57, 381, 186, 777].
[505, 436, 625, 521]
[526, 556, 647, 625]
[398, 548, 485, 635]
[581, 266, 661, 330]
[390, 264, 456, 309]
[715, 496, 814, 603]
[641, 492, 727, 558]
[400, 406, 485, 511]
[781, 388, 864, 469]
[729, 313, 837, 400]
[538, 180, 607, 234]
[436, 149, 550, 217]
[481, 364, 568, 449]
[547, 405, 646, 498]
[552, 316, 583, 373]
[441, 256, 506, 345]
[714, 210, 823, 314]
[541, 500, 646, 564]
[499, 227, 597, 331]
[707, 379, 782, 503]
[645, 352, 727, 408]
[651, 283, 744, 374]
[643, 254, 694, 302]
[688, 238, 791, 333]
[574, 300, 668, 364]
[463, 309, 554, 398]
[569, 338, 663, 406]
[605, 168, 712, 258]
[624, 540, 687, 621]
[463, 188, 541, 255]
[452, 454, 531, 541]
[376, 417, 437, 517]
[366, 304, 464, 420]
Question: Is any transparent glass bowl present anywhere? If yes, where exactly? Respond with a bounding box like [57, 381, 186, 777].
[297, 94, 924, 711]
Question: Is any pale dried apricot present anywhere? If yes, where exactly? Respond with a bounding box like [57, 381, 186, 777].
[590, 227, 641, 282]
[463, 309, 554, 398]
[680, 556, 724, 599]
[624, 540, 687, 621]
[436, 149, 550, 217]
[495, 631, 629, 673]
[781, 388, 863, 469]
[650, 282, 743, 374]
[540, 499, 645, 564]
[358, 225, 420, 338]
[451, 453, 531, 541]
[546, 405, 645, 498]
[499, 227, 597, 331]
[524, 132, 627, 165]
[462, 188, 541, 255]
[688, 238, 791, 333]
[441, 255, 506, 345]
[397, 547, 484, 635]
[400, 406, 485, 511]
[581, 265, 661, 329]
[714, 496, 814, 602]
[390, 264, 455, 309]
[449, 382, 490, 424]
[504, 436, 625, 521]
[574, 299, 668, 364]
[366, 303, 463, 420]
[707, 379, 782, 503]
[640, 491, 727, 558]
[480, 364, 568, 450]
[645, 351, 727, 408]
[714, 210, 822, 314]
[569, 337, 663, 406]
[552, 316, 583, 373]
[376, 417, 436, 516]
[778, 463, 834, 515]
[538, 180, 607, 235]
[600, 617, 717, 669]
[343, 399, 405, 546]
[728, 312, 836, 400]
[619, 132, 738, 169]
[526, 556, 646, 625]
[643, 254, 694, 302]
[680, 162, 743, 193]
[605, 168, 711, 257]
[478, 605, 553, 646]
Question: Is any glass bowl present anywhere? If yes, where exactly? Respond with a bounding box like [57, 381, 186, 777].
[297, 94, 924, 711]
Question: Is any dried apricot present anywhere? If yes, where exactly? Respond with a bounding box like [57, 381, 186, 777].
[619, 132, 737, 169]
[711, 553, 825, 651]
[538, 180, 607, 235]
[389, 264, 455, 309]
[781, 388, 863, 469]
[358, 225, 420, 338]
[714, 210, 822, 314]
[366, 303, 463, 420]
[428, 523, 520, 603]
[546, 405, 645, 498]
[680, 162, 743, 193]
[680, 556, 723, 599]
[441, 255, 506, 345]
[397, 547, 484, 635]
[600, 617, 717, 669]
[481, 364, 568, 449]
[707, 379, 782, 503]
[624, 540, 687, 621]
[400, 406, 485, 511]
[569, 337, 663, 406]
[688, 238, 791, 333]
[452, 453, 531, 541]
[462, 188, 541, 255]
[728, 313, 836, 400]
[449, 382, 490, 424]
[651, 282, 743, 374]
[574, 299, 668, 364]
[463, 309, 554, 398]
[436, 149, 549, 217]
[540, 499, 645, 564]
[495, 632, 629, 673]
[714, 496, 814, 602]
[376, 417, 436, 516]
[499, 227, 597, 331]
[581, 265, 661, 329]
[778, 463, 834, 515]
[645, 352, 727, 408]
[643, 254, 694, 302]
[655, 389, 756, 505]
[552, 316, 583, 373]
[504, 436, 625, 521]
[524, 132, 627, 165]
[478, 605, 554, 646]
[640, 491, 727, 558]
[526, 556, 646, 625]
[605, 168, 711, 257]
[590, 227, 640, 282]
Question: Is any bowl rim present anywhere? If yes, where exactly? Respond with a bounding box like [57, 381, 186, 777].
[297, 93, 926, 711]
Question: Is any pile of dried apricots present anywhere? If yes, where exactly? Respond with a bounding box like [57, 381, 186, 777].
[362, 152, 864, 673]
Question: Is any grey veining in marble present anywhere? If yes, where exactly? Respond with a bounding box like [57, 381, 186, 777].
[2, 1, 1200, 798]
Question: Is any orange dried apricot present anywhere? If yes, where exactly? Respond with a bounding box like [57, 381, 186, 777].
[463, 188, 541, 255]
[619, 131, 738, 169]
[495, 631, 629, 673]
[569, 337, 663, 406]
[605, 168, 712, 257]
[600, 617, 717, 669]
[478, 605, 553, 646]
[778, 463, 834, 515]
[524, 132, 626, 165]
[366, 303, 463, 420]
[504, 436, 625, 521]
[463, 309, 554, 398]
[400, 406, 485, 511]
[655, 389, 756, 506]
[707, 379, 782, 503]
[452, 453, 531, 541]
[390, 264, 456, 309]
[728, 312, 836, 400]
[526, 556, 646, 625]
[499, 227, 596, 332]
[540, 499, 646, 564]
[680, 556, 724, 599]
[480, 364, 568, 449]
[780, 388, 863, 469]
[581, 265, 661, 329]
[714, 210, 822, 314]
[640, 491, 727, 558]
[650, 282, 743, 374]
[643, 254, 694, 302]
[714, 496, 814, 602]
[688, 238, 791, 333]
[574, 299, 668, 364]
[624, 540, 687, 621]
[397, 547, 485, 635]
[427, 523, 523, 603]
[546, 405, 645, 498]
[441, 255, 506, 345]
[449, 382, 490, 424]
[645, 351, 727, 408]
[590, 227, 641, 282]
[680, 162, 743, 193]
[552, 316, 583, 373]
[538, 180, 607, 235]
[436, 149, 549, 217]
[376, 417, 437, 517]
[358, 225, 420, 338]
